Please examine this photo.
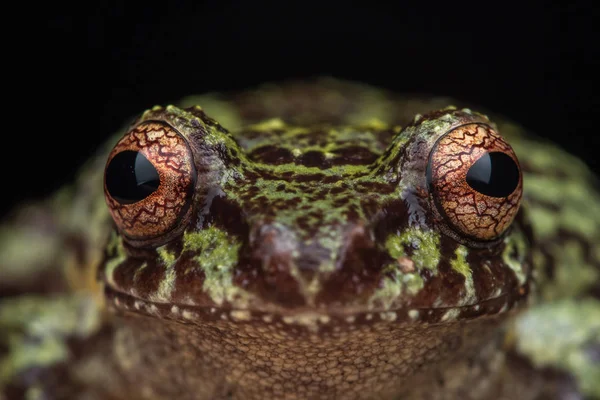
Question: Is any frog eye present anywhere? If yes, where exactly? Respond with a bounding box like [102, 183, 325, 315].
[104, 121, 195, 241]
[426, 123, 523, 241]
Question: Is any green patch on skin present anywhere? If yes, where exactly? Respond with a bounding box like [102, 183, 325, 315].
[514, 138, 600, 247]
[368, 263, 424, 309]
[0, 226, 59, 281]
[152, 246, 177, 302]
[247, 118, 287, 132]
[385, 227, 441, 273]
[385, 236, 405, 259]
[369, 227, 437, 308]
[450, 245, 470, 277]
[512, 137, 600, 303]
[26, 386, 43, 400]
[356, 118, 389, 131]
[257, 161, 373, 179]
[450, 245, 477, 305]
[510, 137, 592, 181]
[184, 227, 246, 306]
[106, 231, 125, 259]
[369, 264, 403, 309]
[525, 176, 600, 241]
[403, 273, 425, 295]
[0, 294, 101, 386]
[133, 262, 147, 285]
[153, 266, 177, 302]
[502, 228, 528, 285]
[103, 232, 127, 288]
[540, 241, 599, 301]
[514, 298, 600, 398]
[157, 245, 176, 266]
[345, 89, 395, 127]
[315, 225, 343, 273]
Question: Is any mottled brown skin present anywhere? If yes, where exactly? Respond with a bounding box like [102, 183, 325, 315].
[1, 78, 598, 400]
[95, 105, 530, 399]
[103, 305, 512, 400]
[104, 107, 528, 314]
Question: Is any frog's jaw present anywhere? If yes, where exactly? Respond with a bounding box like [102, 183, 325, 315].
[102, 210, 531, 327]
[106, 294, 511, 400]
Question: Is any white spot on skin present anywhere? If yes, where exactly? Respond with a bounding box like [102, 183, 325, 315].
[345, 316, 356, 323]
[151, 262, 177, 303]
[318, 315, 331, 324]
[408, 309, 419, 320]
[441, 309, 460, 322]
[230, 310, 252, 321]
[171, 306, 179, 314]
[175, 295, 197, 306]
[379, 312, 397, 322]
[262, 314, 273, 323]
[182, 310, 195, 320]
[365, 313, 373, 321]
[281, 313, 327, 332]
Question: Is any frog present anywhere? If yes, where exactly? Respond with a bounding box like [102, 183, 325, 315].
[0, 78, 599, 400]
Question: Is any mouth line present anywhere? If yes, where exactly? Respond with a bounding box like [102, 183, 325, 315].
[104, 283, 528, 328]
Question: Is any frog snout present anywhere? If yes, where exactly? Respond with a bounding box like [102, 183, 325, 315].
[248, 219, 377, 275]
[244, 219, 382, 307]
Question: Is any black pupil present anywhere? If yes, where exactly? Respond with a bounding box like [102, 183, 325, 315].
[105, 150, 160, 204]
[466, 152, 520, 198]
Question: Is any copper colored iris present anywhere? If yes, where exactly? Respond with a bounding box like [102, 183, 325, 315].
[427, 123, 523, 241]
[104, 121, 195, 240]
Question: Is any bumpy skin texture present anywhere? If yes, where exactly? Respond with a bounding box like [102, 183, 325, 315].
[1, 78, 599, 400]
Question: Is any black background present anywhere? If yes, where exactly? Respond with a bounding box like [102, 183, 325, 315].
[3, 2, 598, 215]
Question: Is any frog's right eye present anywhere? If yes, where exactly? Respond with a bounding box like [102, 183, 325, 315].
[103, 121, 196, 241]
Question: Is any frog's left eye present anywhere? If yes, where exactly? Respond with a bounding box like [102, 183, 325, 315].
[104, 121, 195, 241]
[426, 123, 523, 241]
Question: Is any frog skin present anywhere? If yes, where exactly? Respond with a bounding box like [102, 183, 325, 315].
[1, 78, 599, 400]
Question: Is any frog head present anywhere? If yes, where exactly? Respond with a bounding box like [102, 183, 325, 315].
[100, 104, 531, 326]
